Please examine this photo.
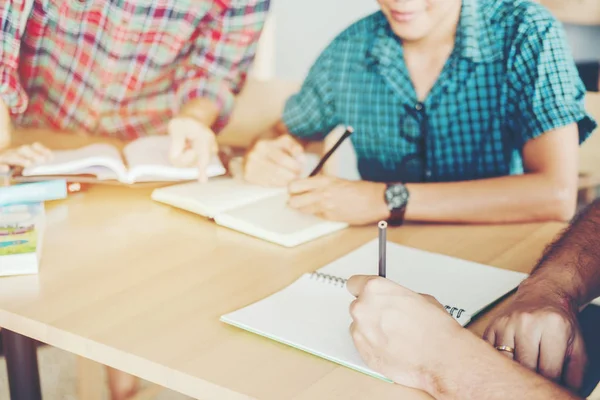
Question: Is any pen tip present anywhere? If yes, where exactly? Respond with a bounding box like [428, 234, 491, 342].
[378, 221, 388, 229]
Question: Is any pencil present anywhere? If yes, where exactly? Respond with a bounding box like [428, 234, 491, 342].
[309, 126, 354, 177]
[378, 221, 387, 278]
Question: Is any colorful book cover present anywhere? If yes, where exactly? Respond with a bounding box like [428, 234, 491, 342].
[0, 203, 44, 274]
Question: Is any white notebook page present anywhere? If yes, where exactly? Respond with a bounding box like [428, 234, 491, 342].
[151, 178, 285, 218]
[221, 240, 528, 380]
[23, 144, 126, 180]
[221, 273, 387, 380]
[318, 240, 528, 316]
[124, 136, 225, 183]
[214, 194, 348, 247]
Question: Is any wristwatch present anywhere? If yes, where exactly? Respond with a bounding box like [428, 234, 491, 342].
[384, 183, 410, 226]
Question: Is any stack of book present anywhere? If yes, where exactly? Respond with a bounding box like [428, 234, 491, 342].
[0, 180, 68, 276]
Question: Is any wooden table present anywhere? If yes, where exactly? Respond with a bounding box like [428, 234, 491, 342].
[0, 131, 566, 399]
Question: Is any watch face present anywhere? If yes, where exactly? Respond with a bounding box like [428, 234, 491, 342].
[386, 184, 409, 211]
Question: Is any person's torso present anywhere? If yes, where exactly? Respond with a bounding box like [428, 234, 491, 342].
[17, 0, 218, 139]
[325, 0, 560, 183]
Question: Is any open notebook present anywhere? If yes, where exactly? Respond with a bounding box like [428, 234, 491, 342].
[221, 239, 528, 381]
[22, 136, 226, 184]
[151, 155, 348, 247]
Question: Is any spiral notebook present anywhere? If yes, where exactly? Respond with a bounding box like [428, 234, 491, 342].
[221, 239, 528, 381]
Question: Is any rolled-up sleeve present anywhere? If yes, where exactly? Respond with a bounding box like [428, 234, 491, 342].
[175, 0, 270, 133]
[282, 47, 340, 141]
[507, 17, 597, 147]
[0, 1, 28, 114]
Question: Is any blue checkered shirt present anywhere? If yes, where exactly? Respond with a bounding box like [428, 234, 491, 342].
[282, 0, 597, 183]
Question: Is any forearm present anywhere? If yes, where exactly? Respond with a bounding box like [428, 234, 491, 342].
[522, 199, 600, 308]
[405, 172, 576, 224]
[430, 332, 580, 400]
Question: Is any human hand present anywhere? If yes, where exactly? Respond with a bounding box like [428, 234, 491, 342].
[287, 176, 389, 225]
[168, 117, 218, 183]
[347, 275, 469, 393]
[243, 134, 305, 187]
[483, 280, 587, 389]
[0, 143, 53, 172]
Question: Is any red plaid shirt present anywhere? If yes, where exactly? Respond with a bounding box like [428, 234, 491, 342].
[0, 0, 269, 139]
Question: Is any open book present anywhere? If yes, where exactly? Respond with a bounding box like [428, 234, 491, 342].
[221, 239, 528, 381]
[151, 176, 348, 248]
[21, 136, 226, 184]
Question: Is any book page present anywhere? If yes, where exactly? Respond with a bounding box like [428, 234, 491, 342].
[22, 144, 126, 181]
[124, 136, 225, 183]
[214, 193, 348, 247]
[151, 178, 284, 218]
[317, 240, 528, 318]
[221, 274, 387, 381]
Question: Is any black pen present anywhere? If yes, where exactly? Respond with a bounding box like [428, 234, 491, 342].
[309, 126, 354, 177]
[378, 221, 387, 278]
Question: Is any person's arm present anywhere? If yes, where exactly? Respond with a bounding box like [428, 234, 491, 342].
[346, 276, 580, 400]
[287, 123, 579, 225]
[529, 198, 600, 307]
[484, 199, 600, 389]
[172, 0, 269, 133]
[404, 124, 579, 223]
[243, 46, 340, 187]
[168, 0, 269, 180]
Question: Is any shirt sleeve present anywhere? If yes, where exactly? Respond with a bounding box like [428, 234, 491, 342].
[174, 0, 270, 133]
[0, 0, 29, 114]
[507, 17, 597, 147]
[282, 46, 340, 141]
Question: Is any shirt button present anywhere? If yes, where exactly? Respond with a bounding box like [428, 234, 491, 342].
[425, 170, 432, 178]
[415, 102, 424, 111]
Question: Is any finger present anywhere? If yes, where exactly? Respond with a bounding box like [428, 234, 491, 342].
[288, 191, 323, 210]
[17, 145, 41, 162]
[194, 137, 214, 184]
[31, 142, 53, 159]
[0, 153, 33, 167]
[175, 148, 197, 168]
[0, 164, 9, 173]
[288, 176, 330, 194]
[564, 333, 587, 390]
[483, 325, 496, 348]
[514, 325, 542, 370]
[246, 158, 298, 187]
[538, 328, 569, 381]
[494, 325, 516, 360]
[169, 134, 186, 165]
[346, 275, 378, 297]
[265, 148, 303, 175]
[277, 135, 305, 160]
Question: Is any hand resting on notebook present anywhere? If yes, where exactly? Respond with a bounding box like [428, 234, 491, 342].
[288, 176, 389, 225]
[347, 275, 581, 400]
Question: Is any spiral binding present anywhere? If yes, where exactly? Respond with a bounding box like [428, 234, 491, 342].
[309, 272, 347, 287]
[445, 305, 466, 319]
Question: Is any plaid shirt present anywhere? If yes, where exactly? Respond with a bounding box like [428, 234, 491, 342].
[283, 0, 597, 183]
[0, 0, 269, 139]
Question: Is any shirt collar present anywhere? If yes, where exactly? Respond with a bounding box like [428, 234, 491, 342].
[367, 0, 502, 67]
